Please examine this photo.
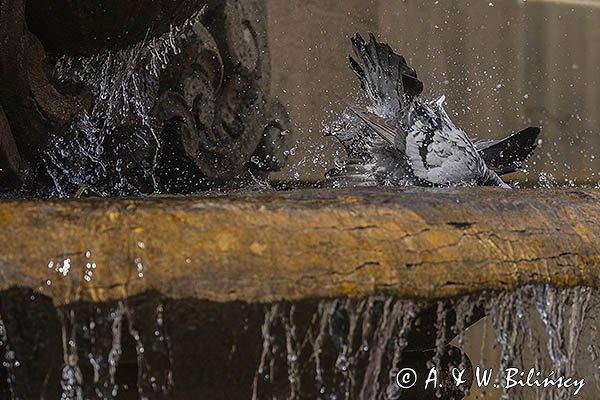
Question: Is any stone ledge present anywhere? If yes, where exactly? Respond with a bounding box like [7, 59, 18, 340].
[0, 187, 599, 305]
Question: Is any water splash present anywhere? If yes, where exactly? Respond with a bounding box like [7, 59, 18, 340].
[53, 7, 206, 126]
[42, 7, 207, 198]
[322, 111, 404, 188]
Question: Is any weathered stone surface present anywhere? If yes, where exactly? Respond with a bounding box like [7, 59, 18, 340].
[0, 187, 598, 305]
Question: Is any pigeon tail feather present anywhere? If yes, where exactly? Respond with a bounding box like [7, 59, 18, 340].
[476, 127, 541, 176]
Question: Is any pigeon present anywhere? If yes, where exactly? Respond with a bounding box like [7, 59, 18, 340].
[338, 32, 540, 188]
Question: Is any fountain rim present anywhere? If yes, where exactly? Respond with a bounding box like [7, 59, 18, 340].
[0, 187, 599, 306]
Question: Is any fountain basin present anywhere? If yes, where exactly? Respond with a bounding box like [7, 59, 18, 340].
[0, 187, 598, 306]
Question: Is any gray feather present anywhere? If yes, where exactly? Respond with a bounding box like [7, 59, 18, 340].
[476, 127, 540, 176]
[349, 32, 423, 119]
[346, 105, 400, 149]
[338, 33, 539, 189]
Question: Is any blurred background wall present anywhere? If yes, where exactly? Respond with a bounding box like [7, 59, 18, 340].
[266, 0, 600, 185]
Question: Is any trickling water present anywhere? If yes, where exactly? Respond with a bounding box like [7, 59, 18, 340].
[0, 285, 596, 399]
[359, 298, 418, 400]
[534, 286, 589, 376]
[485, 285, 595, 400]
[55, 302, 127, 399]
[85, 303, 125, 399]
[125, 298, 174, 399]
[58, 309, 83, 400]
[487, 287, 529, 398]
[252, 297, 429, 399]
[533, 286, 593, 400]
[0, 317, 18, 399]
[250, 286, 596, 400]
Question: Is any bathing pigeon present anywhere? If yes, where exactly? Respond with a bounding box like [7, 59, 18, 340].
[339, 33, 540, 188]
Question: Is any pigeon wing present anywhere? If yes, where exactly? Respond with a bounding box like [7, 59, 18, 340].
[349, 33, 423, 118]
[346, 104, 406, 156]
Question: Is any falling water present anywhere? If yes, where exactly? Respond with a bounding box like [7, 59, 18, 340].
[125, 299, 174, 398]
[486, 285, 595, 400]
[40, 7, 207, 198]
[58, 309, 83, 400]
[251, 285, 596, 399]
[55, 302, 127, 399]
[534, 286, 591, 376]
[252, 297, 426, 399]
[0, 285, 596, 399]
[0, 317, 18, 399]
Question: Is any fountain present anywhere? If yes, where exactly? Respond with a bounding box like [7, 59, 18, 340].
[0, 0, 292, 196]
[0, 187, 599, 398]
[0, 0, 599, 399]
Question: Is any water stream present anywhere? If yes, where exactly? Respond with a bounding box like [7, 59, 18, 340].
[0, 284, 594, 399]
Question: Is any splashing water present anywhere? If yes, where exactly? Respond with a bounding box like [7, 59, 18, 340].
[322, 111, 410, 188]
[40, 7, 207, 198]
[323, 110, 595, 189]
